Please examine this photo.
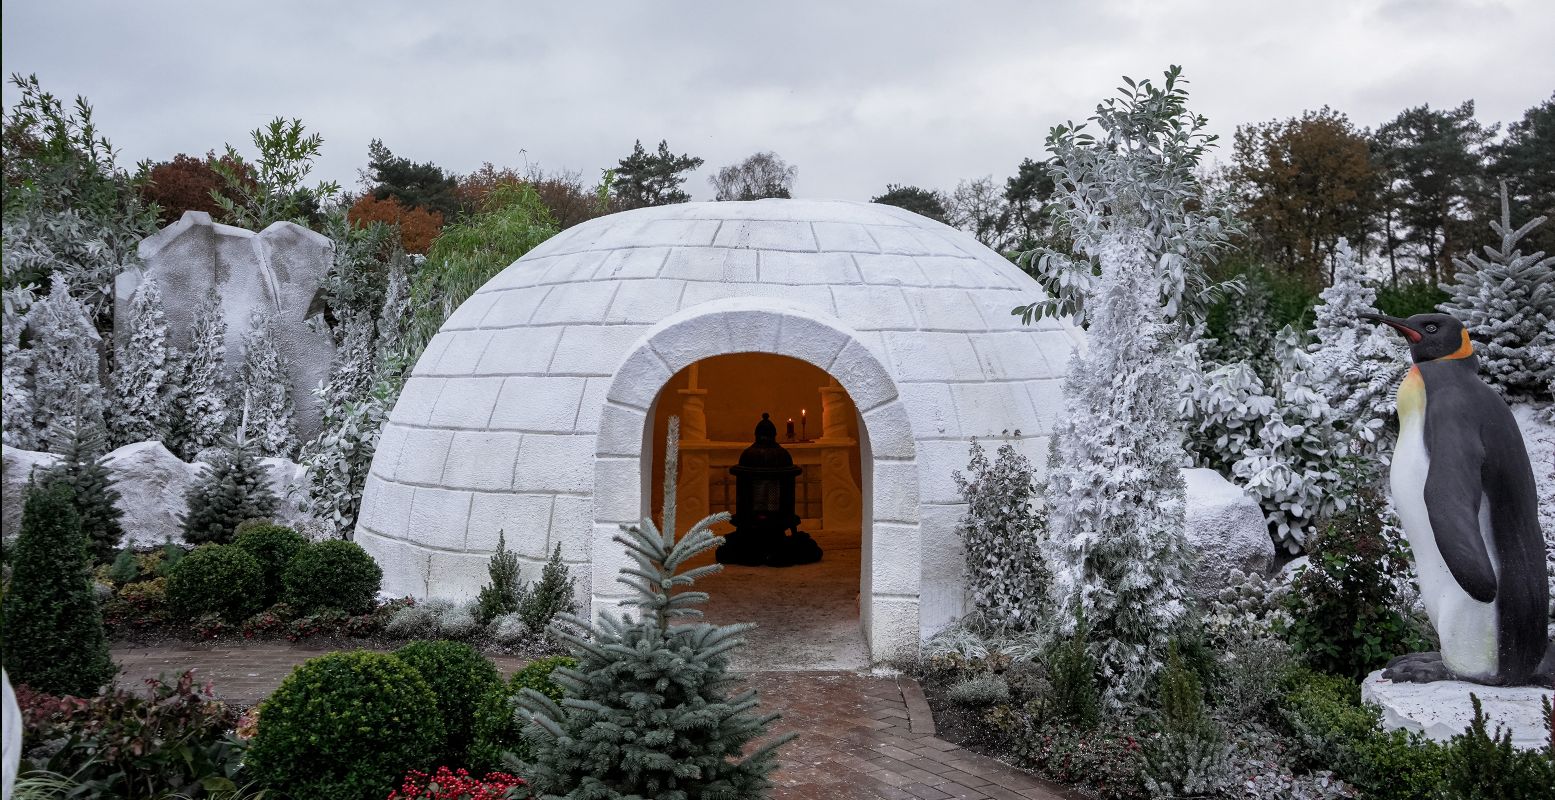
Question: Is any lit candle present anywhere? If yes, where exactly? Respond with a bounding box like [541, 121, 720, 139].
[786, 418, 795, 440]
[801, 409, 807, 440]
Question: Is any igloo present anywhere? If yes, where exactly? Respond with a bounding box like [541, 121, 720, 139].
[356, 199, 1079, 660]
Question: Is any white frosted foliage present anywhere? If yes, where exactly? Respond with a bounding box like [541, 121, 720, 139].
[1, 288, 37, 449]
[1044, 233, 1191, 705]
[25, 275, 106, 444]
[238, 315, 299, 458]
[111, 278, 178, 446]
[173, 291, 232, 458]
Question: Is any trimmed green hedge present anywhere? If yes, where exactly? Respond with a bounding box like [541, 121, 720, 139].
[165, 544, 264, 623]
[248, 651, 442, 799]
[282, 540, 382, 614]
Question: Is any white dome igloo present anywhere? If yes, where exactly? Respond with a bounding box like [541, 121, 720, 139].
[356, 199, 1079, 660]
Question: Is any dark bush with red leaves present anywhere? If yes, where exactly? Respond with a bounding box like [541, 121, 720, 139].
[387, 767, 525, 800]
[14, 670, 250, 796]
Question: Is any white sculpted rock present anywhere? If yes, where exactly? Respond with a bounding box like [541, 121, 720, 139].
[1362, 669, 1554, 750]
[1, 445, 60, 538]
[259, 456, 309, 526]
[1183, 467, 1276, 597]
[117, 211, 336, 445]
[104, 441, 202, 547]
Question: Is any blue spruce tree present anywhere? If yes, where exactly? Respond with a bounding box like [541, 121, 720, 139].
[514, 418, 793, 799]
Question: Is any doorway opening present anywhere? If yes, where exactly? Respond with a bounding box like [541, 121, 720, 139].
[646, 353, 867, 669]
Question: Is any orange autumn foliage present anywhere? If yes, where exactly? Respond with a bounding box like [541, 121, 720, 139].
[347, 194, 443, 253]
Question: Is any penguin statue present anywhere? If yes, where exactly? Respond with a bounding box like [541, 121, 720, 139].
[1363, 312, 1553, 687]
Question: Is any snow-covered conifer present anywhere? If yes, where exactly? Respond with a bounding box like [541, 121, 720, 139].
[25, 275, 106, 444]
[1019, 67, 1239, 707]
[238, 315, 298, 458]
[170, 290, 232, 459]
[2, 287, 38, 449]
[110, 278, 179, 446]
[1307, 238, 1406, 449]
[1440, 182, 1555, 400]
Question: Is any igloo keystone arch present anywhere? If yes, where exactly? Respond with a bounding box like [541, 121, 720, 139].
[356, 199, 1080, 660]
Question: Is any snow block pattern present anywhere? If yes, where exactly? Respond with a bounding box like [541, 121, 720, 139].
[357, 199, 1081, 661]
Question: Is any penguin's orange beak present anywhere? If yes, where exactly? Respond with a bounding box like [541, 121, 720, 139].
[1360, 313, 1422, 343]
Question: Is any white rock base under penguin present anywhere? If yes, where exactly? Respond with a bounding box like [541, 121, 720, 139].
[1361, 669, 1554, 751]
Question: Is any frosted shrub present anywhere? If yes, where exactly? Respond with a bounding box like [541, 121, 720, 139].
[1018, 67, 1238, 706]
[299, 388, 385, 538]
[952, 437, 1049, 633]
[948, 675, 1011, 707]
[1308, 238, 1408, 437]
[1177, 341, 1274, 474]
[384, 598, 483, 640]
[1441, 182, 1555, 401]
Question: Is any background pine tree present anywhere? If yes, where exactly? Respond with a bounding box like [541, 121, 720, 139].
[171, 290, 232, 459]
[39, 423, 125, 563]
[238, 316, 298, 458]
[0, 481, 116, 696]
[111, 277, 180, 446]
[516, 418, 793, 799]
[25, 275, 106, 444]
[1440, 181, 1555, 401]
[182, 437, 279, 545]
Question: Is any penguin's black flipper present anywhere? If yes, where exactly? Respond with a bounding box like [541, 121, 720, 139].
[1423, 402, 1498, 603]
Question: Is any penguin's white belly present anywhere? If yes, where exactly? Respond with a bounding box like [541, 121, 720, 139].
[1390, 368, 1499, 680]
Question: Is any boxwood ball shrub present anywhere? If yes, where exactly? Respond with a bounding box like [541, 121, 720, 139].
[282, 539, 382, 614]
[394, 640, 502, 765]
[248, 651, 443, 800]
[165, 544, 265, 623]
[470, 655, 576, 771]
[232, 522, 307, 605]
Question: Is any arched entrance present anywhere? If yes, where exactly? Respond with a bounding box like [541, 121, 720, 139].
[647, 353, 867, 668]
[589, 298, 922, 663]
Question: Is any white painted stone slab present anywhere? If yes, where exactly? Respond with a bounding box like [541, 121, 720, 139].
[1362, 669, 1554, 751]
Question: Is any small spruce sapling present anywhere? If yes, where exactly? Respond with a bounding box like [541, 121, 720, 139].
[1139, 643, 1235, 798]
[519, 543, 576, 637]
[1436, 693, 1555, 799]
[39, 423, 125, 563]
[515, 418, 793, 799]
[182, 437, 279, 545]
[106, 548, 139, 584]
[477, 531, 523, 624]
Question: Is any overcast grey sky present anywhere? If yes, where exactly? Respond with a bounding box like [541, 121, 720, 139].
[3, 0, 1551, 202]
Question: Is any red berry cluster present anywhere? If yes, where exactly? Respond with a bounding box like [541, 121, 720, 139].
[387, 767, 526, 800]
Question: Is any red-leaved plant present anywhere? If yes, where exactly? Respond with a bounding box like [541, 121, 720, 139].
[388, 767, 526, 800]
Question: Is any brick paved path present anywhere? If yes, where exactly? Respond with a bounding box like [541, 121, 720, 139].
[113, 645, 1069, 800]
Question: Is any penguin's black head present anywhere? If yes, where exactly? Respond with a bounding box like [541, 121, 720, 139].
[1360, 312, 1472, 363]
